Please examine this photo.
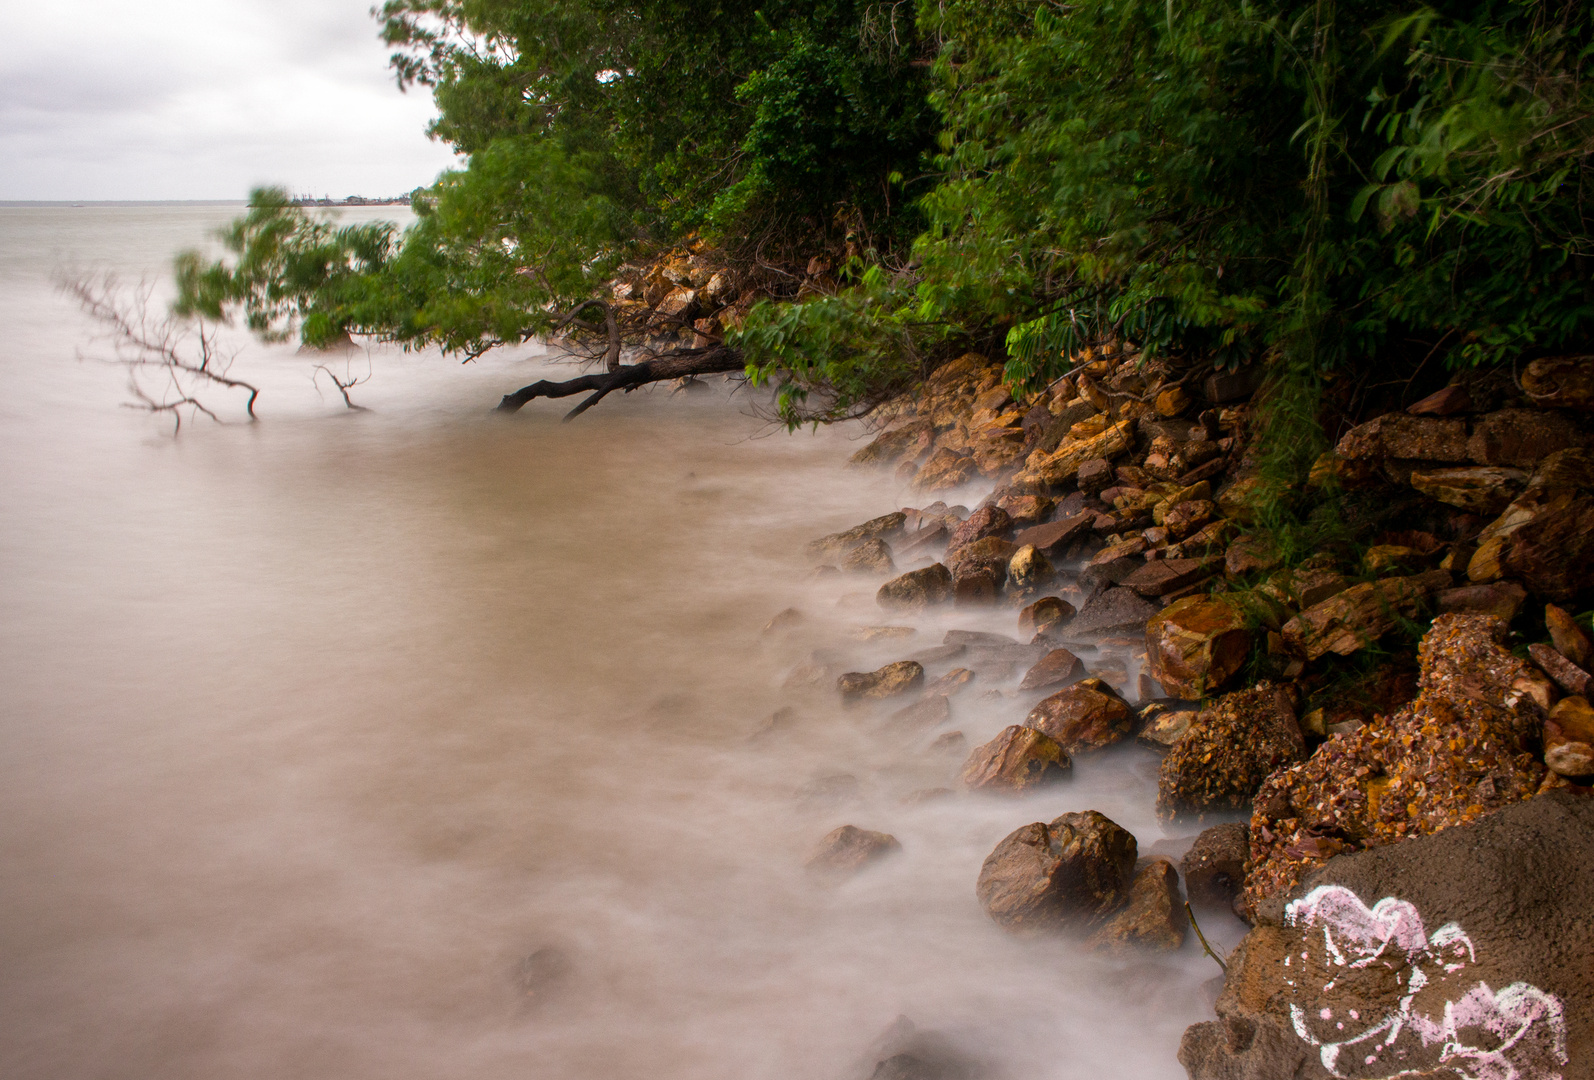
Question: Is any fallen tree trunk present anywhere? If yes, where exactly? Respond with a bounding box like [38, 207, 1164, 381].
[495, 344, 747, 420]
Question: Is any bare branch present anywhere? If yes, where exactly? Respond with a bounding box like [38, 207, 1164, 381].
[496, 344, 746, 421]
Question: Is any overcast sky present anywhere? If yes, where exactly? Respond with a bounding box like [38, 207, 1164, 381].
[2, 0, 461, 201]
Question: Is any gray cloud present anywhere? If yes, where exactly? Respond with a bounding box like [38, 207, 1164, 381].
[1, 0, 460, 200]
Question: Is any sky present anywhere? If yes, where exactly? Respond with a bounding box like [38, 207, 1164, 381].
[1, 0, 462, 201]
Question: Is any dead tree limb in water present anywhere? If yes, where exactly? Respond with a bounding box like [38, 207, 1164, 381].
[496, 344, 746, 421]
[62, 273, 260, 432]
[312, 356, 372, 411]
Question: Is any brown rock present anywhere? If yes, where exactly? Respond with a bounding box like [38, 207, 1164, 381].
[1088, 859, 1188, 953]
[945, 505, 1011, 557]
[849, 421, 934, 467]
[1021, 421, 1135, 487]
[1215, 474, 1287, 523]
[1522, 353, 1594, 409]
[841, 538, 896, 574]
[762, 607, 802, 635]
[1018, 648, 1086, 691]
[1075, 373, 1110, 412]
[838, 661, 925, 700]
[1077, 458, 1114, 496]
[1467, 407, 1588, 467]
[1025, 677, 1134, 751]
[994, 493, 1053, 526]
[1068, 587, 1160, 636]
[1335, 413, 1469, 462]
[1160, 499, 1216, 540]
[1257, 566, 1350, 612]
[1405, 383, 1473, 416]
[975, 811, 1138, 933]
[1408, 464, 1527, 514]
[1136, 700, 1201, 750]
[952, 567, 999, 606]
[805, 825, 901, 879]
[1545, 696, 1594, 777]
[877, 564, 953, 610]
[1011, 512, 1094, 557]
[1144, 596, 1252, 699]
[1224, 534, 1281, 577]
[1122, 557, 1217, 598]
[1436, 581, 1528, 622]
[885, 693, 952, 733]
[960, 725, 1073, 794]
[1155, 385, 1193, 418]
[1279, 570, 1450, 661]
[1018, 596, 1075, 638]
[1007, 544, 1055, 595]
[1546, 603, 1594, 667]
[1181, 823, 1248, 908]
[925, 667, 976, 697]
[1529, 641, 1593, 697]
[806, 512, 907, 562]
[1468, 486, 1594, 601]
[1157, 683, 1305, 820]
[946, 536, 1018, 582]
[912, 448, 977, 492]
[1361, 544, 1423, 575]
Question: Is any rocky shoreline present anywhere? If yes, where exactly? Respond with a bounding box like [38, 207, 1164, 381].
[773, 349, 1594, 1079]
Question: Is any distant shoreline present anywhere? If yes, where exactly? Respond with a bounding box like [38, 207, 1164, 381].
[0, 198, 413, 208]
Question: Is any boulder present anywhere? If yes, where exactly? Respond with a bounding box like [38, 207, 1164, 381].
[805, 826, 902, 879]
[952, 568, 999, 606]
[1335, 413, 1469, 462]
[1181, 822, 1249, 909]
[1180, 791, 1594, 1080]
[1280, 570, 1451, 661]
[1467, 407, 1589, 467]
[1408, 464, 1527, 514]
[1122, 556, 1218, 598]
[1156, 384, 1193, 417]
[1012, 512, 1094, 557]
[850, 421, 935, 467]
[1144, 595, 1252, 699]
[1025, 677, 1134, 751]
[1467, 468, 1594, 601]
[877, 564, 953, 611]
[1522, 353, 1594, 409]
[912, 448, 977, 492]
[806, 512, 907, 562]
[842, 538, 896, 574]
[946, 536, 1018, 582]
[1436, 581, 1528, 622]
[1077, 458, 1114, 495]
[1156, 683, 1305, 820]
[945, 505, 1011, 558]
[1546, 603, 1594, 667]
[960, 725, 1072, 794]
[995, 493, 1054, 526]
[1068, 587, 1160, 637]
[1243, 615, 1547, 913]
[838, 661, 925, 701]
[1018, 648, 1086, 691]
[1545, 695, 1594, 778]
[1136, 699, 1201, 750]
[975, 811, 1138, 933]
[1020, 420, 1135, 487]
[1018, 596, 1075, 638]
[1007, 544, 1055, 595]
[1087, 859, 1188, 953]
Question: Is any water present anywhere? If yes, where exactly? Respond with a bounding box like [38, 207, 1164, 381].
[0, 205, 1243, 1079]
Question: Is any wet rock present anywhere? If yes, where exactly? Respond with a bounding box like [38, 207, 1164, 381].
[1181, 823, 1249, 908]
[1467, 406, 1589, 467]
[784, 651, 845, 691]
[944, 630, 1016, 646]
[842, 538, 896, 574]
[1335, 413, 1469, 462]
[952, 567, 999, 606]
[850, 421, 934, 467]
[909, 643, 967, 667]
[1077, 458, 1114, 495]
[1436, 581, 1528, 622]
[1020, 420, 1135, 487]
[1162, 499, 1217, 540]
[1408, 464, 1527, 514]
[1531, 639, 1593, 701]
[960, 725, 1073, 794]
[995, 492, 1054, 526]
[1467, 449, 1594, 601]
[805, 825, 901, 879]
[945, 505, 1011, 558]
[1018, 648, 1086, 691]
[1018, 596, 1075, 638]
[1025, 677, 1134, 752]
[1244, 615, 1547, 911]
[1256, 566, 1350, 613]
[925, 667, 976, 697]
[1144, 595, 1252, 699]
[850, 625, 918, 642]
[807, 512, 908, 562]
[912, 448, 977, 492]
[1181, 791, 1594, 1080]
[945, 536, 1018, 583]
[975, 810, 1138, 933]
[838, 661, 925, 701]
[1068, 587, 1160, 637]
[1006, 544, 1056, 597]
[1523, 353, 1594, 409]
[1157, 683, 1305, 820]
[1136, 699, 1201, 750]
[1546, 602, 1594, 667]
[1088, 859, 1188, 953]
[763, 607, 803, 635]
[1279, 570, 1450, 661]
[928, 730, 966, 755]
[1224, 535, 1281, 577]
[1545, 695, 1594, 777]
[1012, 511, 1094, 557]
[1405, 383, 1473, 416]
[877, 564, 953, 611]
[1122, 556, 1218, 598]
[886, 693, 952, 732]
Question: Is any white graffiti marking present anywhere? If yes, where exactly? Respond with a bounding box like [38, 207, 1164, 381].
[1281, 886, 1567, 1080]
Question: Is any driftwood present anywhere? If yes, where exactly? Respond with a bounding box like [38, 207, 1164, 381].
[496, 344, 746, 420]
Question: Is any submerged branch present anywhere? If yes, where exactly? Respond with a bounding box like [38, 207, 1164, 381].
[496, 344, 746, 421]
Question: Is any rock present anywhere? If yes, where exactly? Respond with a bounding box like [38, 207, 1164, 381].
[1361, 544, 1424, 575]
[1214, 474, 1286, 524]
[925, 667, 976, 696]
[945, 536, 1018, 583]
[877, 564, 953, 610]
[1256, 566, 1350, 613]
[1025, 677, 1134, 751]
[1405, 383, 1473, 415]
[805, 825, 901, 879]
[1018, 596, 1075, 638]
[838, 661, 925, 700]
[1011, 512, 1094, 557]
[960, 725, 1073, 794]
[1156, 683, 1305, 820]
[1545, 695, 1594, 777]
[1204, 366, 1264, 403]
[1279, 570, 1450, 661]
[1156, 385, 1193, 417]
[1136, 699, 1201, 750]
[850, 421, 935, 467]
[1523, 353, 1594, 409]
[515, 945, 572, 1000]
[1467, 407, 1589, 467]
[1018, 648, 1086, 691]
[1530, 642, 1594, 696]
[1068, 587, 1160, 637]
[1224, 535, 1281, 577]
[1077, 458, 1114, 495]
[1165, 518, 1237, 561]
[1144, 595, 1252, 699]
[1335, 413, 1469, 462]
[842, 538, 896, 574]
[1076, 372, 1111, 411]
[975, 811, 1138, 933]
[763, 607, 802, 635]
[994, 493, 1054, 526]
[1181, 823, 1249, 908]
[1436, 581, 1528, 622]
[1007, 544, 1055, 595]
[912, 448, 977, 492]
[886, 693, 952, 732]
[1020, 420, 1135, 487]
[952, 567, 998, 606]
[1244, 615, 1548, 912]
[944, 630, 1016, 646]
[1546, 603, 1594, 667]
[1181, 791, 1594, 1080]
[1088, 859, 1188, 953]
[1122, 556, 1218, 598]
[1467, 449, 1594, 601]
[1408, 464, 1527, 514]
[1161, 499, 1217, 540]
[806, 512, 908, 562]
[945, 506, 1011, 557]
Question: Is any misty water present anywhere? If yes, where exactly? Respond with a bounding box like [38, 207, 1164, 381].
[0, 205, 1246, 1079]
